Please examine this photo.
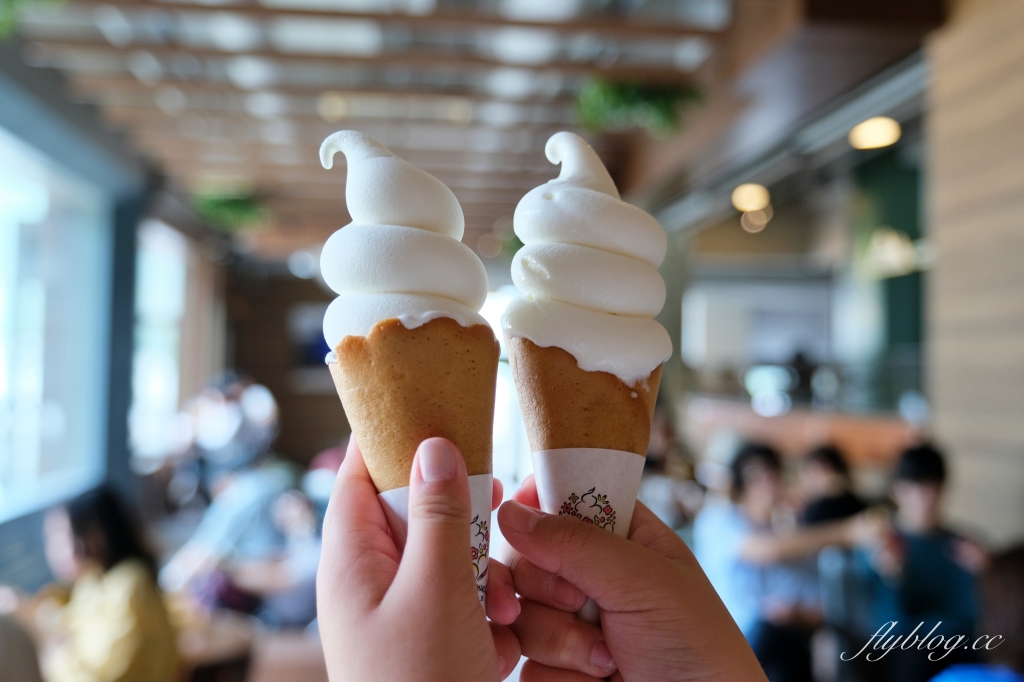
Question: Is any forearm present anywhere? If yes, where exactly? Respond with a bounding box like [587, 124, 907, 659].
[229, 560, 294, 594]
[740, 522, 849, 563]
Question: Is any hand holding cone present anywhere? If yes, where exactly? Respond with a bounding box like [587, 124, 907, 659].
[501, 131, 672, 538]
[319, 131, 498, 603]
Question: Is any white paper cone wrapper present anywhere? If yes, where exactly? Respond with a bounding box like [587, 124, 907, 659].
[532, 448, 645, 623]
[532, 448, 645, 538]
[378, 473, 493, 606]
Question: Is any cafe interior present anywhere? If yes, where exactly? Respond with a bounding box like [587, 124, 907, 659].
[1, 0, 1022, 680]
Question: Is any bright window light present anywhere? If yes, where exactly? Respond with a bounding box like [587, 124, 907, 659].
[0, 125, 110, 522]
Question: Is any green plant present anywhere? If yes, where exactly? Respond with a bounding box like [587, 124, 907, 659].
[577, 79, 701, 136]
[192, 193, 270, 232]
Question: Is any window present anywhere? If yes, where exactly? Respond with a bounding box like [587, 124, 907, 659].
[0, 124, 112, 523]
[129, 220, 188, 465]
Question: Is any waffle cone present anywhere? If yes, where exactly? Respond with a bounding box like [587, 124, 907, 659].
[329, 317, 499, 492]
[508, 337, 661, 456]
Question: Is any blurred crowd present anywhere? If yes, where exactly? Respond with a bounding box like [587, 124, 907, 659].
[1, 382, 1023, 682]
[0, 375, 340, 682]
[640, 406, 1024, 682]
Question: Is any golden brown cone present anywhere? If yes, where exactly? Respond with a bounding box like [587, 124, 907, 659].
[508, 337, 661, 457]
[328, 316, 499, 493]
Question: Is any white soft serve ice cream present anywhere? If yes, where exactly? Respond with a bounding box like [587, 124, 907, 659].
[319, 131, 489, 351]
[501, 132, 672, 386]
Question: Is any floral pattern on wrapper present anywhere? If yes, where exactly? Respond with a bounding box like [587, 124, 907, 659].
[471, 514, 490, 603]
[558, 487, 616, 533]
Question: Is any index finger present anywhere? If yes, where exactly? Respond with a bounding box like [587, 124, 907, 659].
[319, 438, 400, 611]
[498, 501, 665, 609]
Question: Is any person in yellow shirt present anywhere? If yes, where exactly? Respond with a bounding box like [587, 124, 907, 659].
[39, 487, 178, 682]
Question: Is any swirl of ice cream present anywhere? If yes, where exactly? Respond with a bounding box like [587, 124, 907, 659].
[319, 131, 489, 350]
[501, 132, 672, 385]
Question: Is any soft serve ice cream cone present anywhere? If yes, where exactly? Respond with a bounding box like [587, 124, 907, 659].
[319, 131, 499, 604]
[501, 131, 672, 545]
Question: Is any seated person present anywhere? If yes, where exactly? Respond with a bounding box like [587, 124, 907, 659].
[227, 490, 321, 628]
[14, 487, 178, 682]
[865, 444, 986, 682]
[799, 444, 866, 525]
[694, 443, 881, 682]
[931, 545, 1024, 681]
[159, 457, 294, 605]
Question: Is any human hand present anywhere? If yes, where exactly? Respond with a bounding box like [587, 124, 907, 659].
[845, 507, 891, 547]
[317, 437, 521, 681]
[872, 527, 906, 579]
[953, 537, 988, 574]
[494, 475, 767, 682]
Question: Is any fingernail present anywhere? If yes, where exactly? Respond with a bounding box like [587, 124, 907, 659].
[503, 501, 542, 534]
[591, 641, 616, 672]
[419, 439, 457, 482]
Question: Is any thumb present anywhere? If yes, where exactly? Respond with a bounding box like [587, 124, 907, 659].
[391, 438, 479, 608]
[498, 500, 674, 610]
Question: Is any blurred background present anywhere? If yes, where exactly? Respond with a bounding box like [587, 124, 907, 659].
[1, 0, 1022, 680]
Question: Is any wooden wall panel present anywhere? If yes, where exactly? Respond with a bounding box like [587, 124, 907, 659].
[926, 0, 1024, 546]
[228, 274, 349, 465]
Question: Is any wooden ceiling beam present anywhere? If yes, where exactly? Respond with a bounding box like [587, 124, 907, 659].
[127, 126, 613, 159]
[67, 74, 576, 105]
[161, 161, 529, 196]
[138, 147, 562, 175]
[95, 106, 576, 137]
[145, 156, 556, 179]
[26, 37, 697, 83]
[158, 170, 545, 195]
[64, 0, 722, 42]
[127, 128, 567, 160]
[160, 166, 545, 192]
[119, 120, 616, 159]
[97, 103, 574, 130]
[127, 123, 583, 153]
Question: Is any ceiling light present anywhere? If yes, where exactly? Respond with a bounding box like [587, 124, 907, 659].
[849, 116, 901, 150]
[269, 18, 383, 56]
[492, 27, 560, 65]
[317, 92, 350, 122]
[673, 37, 711, 72]
[94, 5, 133, 47]
[244, 91, 289, 119]
[476, 101, 523, 127]
[501, 0, 581, 21]
[731, 183, 770, 212]
[155, 86, 187, 115]
[740, 204, 772, 233]
[226, 56, 277, 89]
[128, 50, 163, 86]
[484, 68, 535, 100]
[444, 98, 474, 124]
[205, 12, 263, 52]
[675, 0, 731, 30]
